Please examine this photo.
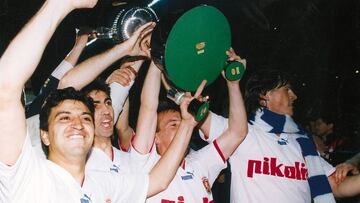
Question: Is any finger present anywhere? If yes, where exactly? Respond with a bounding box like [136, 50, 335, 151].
[117, 69, 132, 82]
[122, 67, 136, 80]
[193, 80, 207, 98]
[133, 22, 155, 39]
[114, 74, 131, 86]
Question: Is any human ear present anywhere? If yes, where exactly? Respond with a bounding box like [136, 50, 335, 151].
[40, 130, 50, 146]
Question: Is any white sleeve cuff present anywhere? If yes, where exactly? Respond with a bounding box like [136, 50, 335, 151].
[51, 60, 73, 79]
[198, 112, 229, 142]
[110, 81, 134, 122]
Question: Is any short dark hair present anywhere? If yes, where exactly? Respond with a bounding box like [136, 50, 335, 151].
[245, 69, 292, 115]
[82, 79, 111, 97]
[39, 87, 95, 156]
[156, 101, 180, 132]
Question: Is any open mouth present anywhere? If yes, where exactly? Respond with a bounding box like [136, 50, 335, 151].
[100, 119, 112, 128]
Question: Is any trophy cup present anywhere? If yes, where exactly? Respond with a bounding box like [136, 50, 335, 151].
[90, 3, 159, 44]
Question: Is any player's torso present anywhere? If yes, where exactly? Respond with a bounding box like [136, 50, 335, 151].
[86, 147, 130, 173]
[229, 124, 311, 203]
[146, 162, 214, 203]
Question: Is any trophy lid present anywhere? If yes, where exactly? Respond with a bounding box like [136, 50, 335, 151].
[165, 5, 231, 91]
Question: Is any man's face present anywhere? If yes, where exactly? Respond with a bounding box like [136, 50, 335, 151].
[155, 110, 181, 155]
[264, 85, 297, 116]
[42, 100, 94, 160]
[314, 118, 333, 136]
[87, 90, 114, 138]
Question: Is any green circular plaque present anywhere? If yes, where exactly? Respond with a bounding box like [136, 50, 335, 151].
[225, 61, 246, 81]
[165, 5, 231, 91]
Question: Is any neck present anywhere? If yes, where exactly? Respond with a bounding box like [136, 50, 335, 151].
[48, 153, 86, 185]
[94, 135, 113, 159]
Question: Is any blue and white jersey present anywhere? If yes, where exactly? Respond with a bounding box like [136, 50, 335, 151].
[201, 112, 335, 203]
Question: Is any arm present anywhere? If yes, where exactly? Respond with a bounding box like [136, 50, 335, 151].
[58, 22, 155, 90]
[115, 98, 133, 151]
[26, 32, 88, 118]
[0, 0, 97, 165]
[328, 173, 360, 198]
[146, 81, 207, 197]
[200, 48, 248, 160]
[108, 60, 144, 122]
[215, 76, 247, 160]
[133, 61, 160, 154]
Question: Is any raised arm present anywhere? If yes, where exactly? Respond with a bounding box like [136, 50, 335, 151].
[133, 61, 160, 154]
[58, 22, 155, 90]
[26, 32, 88, 118]
[146, 81, 207, 197]
[199, 48, 248, 159]
[108, 60, 144, 122]
[215, 48, 248, 159]
[115, 98, 133, 151]
[0, 0, 97, 165]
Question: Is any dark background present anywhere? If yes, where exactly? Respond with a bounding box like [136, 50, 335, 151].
[1, 0, 359, 137]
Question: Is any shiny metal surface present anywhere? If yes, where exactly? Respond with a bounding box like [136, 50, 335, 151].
[93, 7, 158, 43]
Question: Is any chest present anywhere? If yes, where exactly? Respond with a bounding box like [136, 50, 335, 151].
[231, 126, 308, 181]
[146, 166, 214, 203]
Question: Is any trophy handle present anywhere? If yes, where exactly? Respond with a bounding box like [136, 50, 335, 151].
[161, 74, 209, 122]
[224, 61, 246, 81]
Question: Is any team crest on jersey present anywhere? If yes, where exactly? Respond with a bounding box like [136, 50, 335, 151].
[201, 177, 211, 193]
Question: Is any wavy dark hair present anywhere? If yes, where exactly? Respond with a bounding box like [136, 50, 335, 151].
[244, 69, 292, 116]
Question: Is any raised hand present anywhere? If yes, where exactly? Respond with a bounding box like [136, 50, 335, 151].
[106, 61, 137, 86]
[180, 80, 207, 127]
[122, 22, 156, 57]
[223, 47, 247, 84]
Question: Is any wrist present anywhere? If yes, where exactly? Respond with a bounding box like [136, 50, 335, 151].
[181, 118, 197, 128]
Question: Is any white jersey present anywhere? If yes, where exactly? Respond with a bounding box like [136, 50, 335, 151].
[86, 146, 130, 173]
[201, 113, 335, 203]
[0, 133, 149, 203]
[131, 141, 227, 203]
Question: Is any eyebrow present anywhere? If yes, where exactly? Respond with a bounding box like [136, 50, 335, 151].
[92, 97, 112, 104]
[54, 111, 92, 119]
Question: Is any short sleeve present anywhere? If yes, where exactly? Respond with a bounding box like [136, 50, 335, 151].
[129, 144, 158, 173]
[0, 133, 39, 201]
[198, 112, 228, 142]
[186, 141, 227, 186]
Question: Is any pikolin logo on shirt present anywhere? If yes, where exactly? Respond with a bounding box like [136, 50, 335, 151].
[247, 157, 308, 180]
